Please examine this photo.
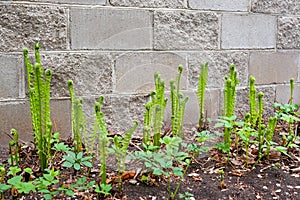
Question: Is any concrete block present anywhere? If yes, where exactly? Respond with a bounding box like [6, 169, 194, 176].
[109, 95, 146, 133]
[79, 95, 146, 134]
[0, 4, 67, 52]
[278, 17, 300, 49]
[0, 99, 71, 145]
[233, 86, 275, 118]
[115, 52, 187, 94]
[251, 0, 300, 15]
[38, 52, 115, 97]
[162, 89, 220, 129]
[70, 8, 152, 50]
[221, 14, 276, 49]
[276, 84, 300, 105]
[0, 55, 22, 99]
[190, 0, 248, 11]
[188, 51, 249, 89]
[249, 52, 299, 84]
[109, 0, 187, 8]
[154, 10, 219, 50]
[27, 0, 106, 4]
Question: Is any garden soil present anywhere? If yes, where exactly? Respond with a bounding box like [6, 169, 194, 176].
[0, 130, 300, 200]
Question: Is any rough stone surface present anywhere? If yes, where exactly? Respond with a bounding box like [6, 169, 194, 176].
[249, 52, 299, 84]
[189, 0, 248, 11]
[278, 17, 300, 49]
[109, 0, 187, 8]
[154, 11, 219, 50]
[276, 84, 300, 105]
[234, 86, 276, 118]
[115, 52, 187, 94]
[251, 0, 300, 15]
[81, 95, 146, 134]
[221, 14, 276, 49]
[0, 4, 67, 52]
[26, 0, 106, 4]
[0, 55, 22, 99]
[38, 52, 116, 97]
[0, 99, 71, 145]
[165, 89, 221, 127]
[188, 51, 249, 89]
[70, 8, 152, 50]
[109, 95, 146, 133]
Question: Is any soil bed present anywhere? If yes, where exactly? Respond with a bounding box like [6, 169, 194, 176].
[0, 131, 299, 200]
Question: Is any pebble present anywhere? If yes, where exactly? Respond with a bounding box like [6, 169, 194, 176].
[129, 179, 138, 185]
[263, 186, 268, 190]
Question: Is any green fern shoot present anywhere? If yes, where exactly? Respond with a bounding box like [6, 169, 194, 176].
[143, 73, 167, 148]
[68, 80, 86, 154]
[170, 65, 189, 138]
[24, 43, 53, 171]
[94, 96, 109, 184]
[223, 64, 239, 145]
[197, 62, 208, 130]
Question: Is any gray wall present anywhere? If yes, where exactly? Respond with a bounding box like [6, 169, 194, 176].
[1, 0, 300, 144]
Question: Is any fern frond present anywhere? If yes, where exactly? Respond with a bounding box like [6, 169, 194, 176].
[197, 62, 208, 128]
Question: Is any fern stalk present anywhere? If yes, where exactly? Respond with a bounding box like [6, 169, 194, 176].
[68, 80, 85, 154]
[197, 62, 208, 129]
[265, 117, 277, 158]
[170, 66, 188, 138]
[289, 78, 294, 104]
[257, 92, 264, 155]
[94, 96, 109, 184]
[143, 73, 167, 148]
[24, 43, 53, 171]
[223, 64, 239, 145]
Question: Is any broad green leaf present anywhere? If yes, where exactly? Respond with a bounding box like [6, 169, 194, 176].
[63, 155, 75, 164]
[43, 174, 54, 182]
[173, 167, 183, 177]
[77, 152, 83, 160]
[7, 175, 22, 185]
[74, 163, 81, 171]
[81, 156, 93, 162]
[62, 161, 73, 168]
[19, 182, 36, 194]
[65, 151, 76, 159]
[82, 161, 93, 168]
[65, 189, 74, 196]
[0, 183, 11, 192]
[43, 194, 52, 200]
[153, 168, 163, 176]
[24, 168, 33, 174]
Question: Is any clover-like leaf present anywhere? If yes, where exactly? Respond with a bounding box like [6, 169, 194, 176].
[74, 163, 81, 171]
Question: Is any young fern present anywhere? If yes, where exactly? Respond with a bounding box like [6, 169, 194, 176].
[249, 76, 257, 126]
[94, 96, 109, 184]
[143, 101, 152, 146]
[289, 78, 294, 104]
[112, 120, 138, 191]
[265, 116, 277, 158]
[24, 43, 53, 171]
[197, 62, 208, 130]
[9, 129, 19, 166]
[257, 91, 265, 155]
[68, 80, 85, 154]
[223, 64, 239, 145]
[143, 73, 167, 148]
[170, 65, 189, 138]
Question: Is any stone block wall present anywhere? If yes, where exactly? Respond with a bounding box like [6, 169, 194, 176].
[1, 0, 300, 144]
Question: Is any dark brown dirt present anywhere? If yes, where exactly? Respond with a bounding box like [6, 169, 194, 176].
[0, 133, 299, 200]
